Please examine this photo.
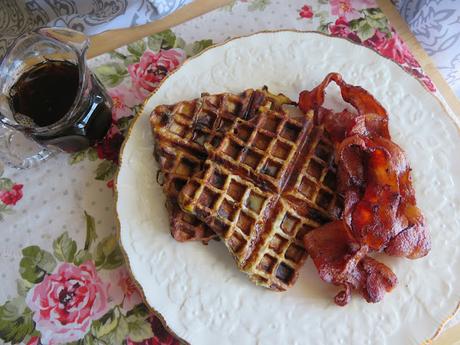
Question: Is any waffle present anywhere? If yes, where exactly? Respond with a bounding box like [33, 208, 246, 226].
[150, 89, 294, 242]
[178, 106, 343, 290]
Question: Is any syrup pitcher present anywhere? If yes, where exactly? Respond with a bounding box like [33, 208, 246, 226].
[0, 27, 112, 169]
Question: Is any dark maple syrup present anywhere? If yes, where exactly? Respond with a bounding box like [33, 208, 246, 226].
[10, 60, 79, 127]
[9, 60, 112, 152]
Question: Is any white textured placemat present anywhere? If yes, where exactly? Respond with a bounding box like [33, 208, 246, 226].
[117, 31, 460, 345]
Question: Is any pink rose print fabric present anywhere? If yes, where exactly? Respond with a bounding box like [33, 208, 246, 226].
[128, 49, 186, 98]
[1, 212, 174, 345]
[108, 86, 140, 121]
[330, 0, 375, 20]
[108, 267, 143, 311]
[26, 261, 108, 345]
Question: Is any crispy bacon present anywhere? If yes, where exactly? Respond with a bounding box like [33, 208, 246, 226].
[304, 221, 397, 306]
[300, 73, 430, 305]
[299, 73, 389, 139]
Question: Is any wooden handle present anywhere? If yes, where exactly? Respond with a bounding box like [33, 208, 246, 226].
[88, 0, 232, 58]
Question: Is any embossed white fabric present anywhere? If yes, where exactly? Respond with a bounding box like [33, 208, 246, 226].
[117, 31, 460, 345]
[396, 0, 460, 97]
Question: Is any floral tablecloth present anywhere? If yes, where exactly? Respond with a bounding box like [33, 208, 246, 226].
[0, 1, 457, 344]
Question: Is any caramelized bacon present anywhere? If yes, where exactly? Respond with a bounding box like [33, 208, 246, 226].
[299, 73, 389, 139]
[300, 73, 430, 305]
[304, 221, 397, 306]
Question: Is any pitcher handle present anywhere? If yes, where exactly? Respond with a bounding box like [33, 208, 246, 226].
[0, 122, 54, 169]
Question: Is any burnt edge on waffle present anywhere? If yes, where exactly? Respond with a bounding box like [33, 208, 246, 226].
[150, 88, 294, 243]
[178, 99, 343, 290]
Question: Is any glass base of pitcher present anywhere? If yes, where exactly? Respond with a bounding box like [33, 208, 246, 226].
[0, 129, 55, 169]
[2, 148, 54, 169]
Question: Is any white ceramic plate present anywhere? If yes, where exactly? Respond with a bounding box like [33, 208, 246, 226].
[116, 31, 460, 345]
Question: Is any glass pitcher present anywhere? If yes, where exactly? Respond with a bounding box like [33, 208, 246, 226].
[0, 27, 112, 169]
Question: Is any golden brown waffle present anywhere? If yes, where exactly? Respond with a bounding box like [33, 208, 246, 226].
[150, 89, 293, 243]
[179, 107, 343, 290]
[154, 142, 215, 242]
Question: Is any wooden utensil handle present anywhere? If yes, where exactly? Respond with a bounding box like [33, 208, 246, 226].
[88, 0, 232, 58]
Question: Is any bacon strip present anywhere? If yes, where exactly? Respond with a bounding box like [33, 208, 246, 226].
[304, 221, 397, 306]
[299, 73, 430, 305]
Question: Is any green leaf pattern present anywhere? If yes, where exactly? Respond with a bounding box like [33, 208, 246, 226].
[84, 211, 98, 250]
[126, 314, 154, 342]
[87, 147, 99, 162]
[184, 39, 214, 57]
[53, 232, 78, 262]
[147, 29, 177, 52]
[94, 63, 128, 88]
[73, 249, 93, 266]
[19, 247, 57, 284]
[327, 8, 391, 43]
[92, 309, 120, 338]
[0, 298, 34, 344]
[248, 0, 271, 11]
[0, 178, 14, 191]
[16, 279, 33, 297]
[95, 160, 118, 181]
[95, 236, 124, 270]
[127, 40, 146, 58]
